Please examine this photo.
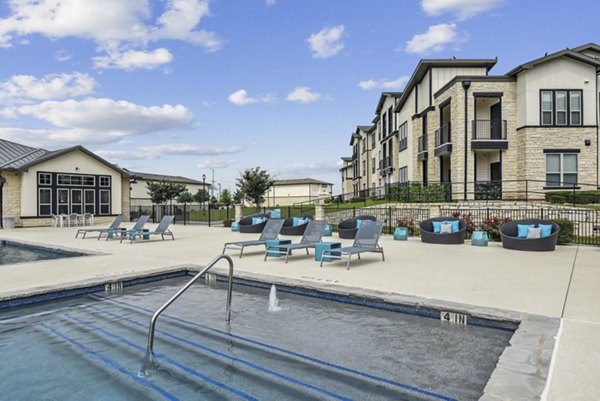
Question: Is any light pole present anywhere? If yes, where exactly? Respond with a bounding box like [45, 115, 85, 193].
[210, 168, 215, 199]
[218, 183, 221, 201]
[202, 174, 206, 216]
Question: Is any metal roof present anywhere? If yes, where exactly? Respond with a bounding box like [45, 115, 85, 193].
[274, 178, 333, 186]
[506, 48, 600, 76]
[124, 169, 207, 186]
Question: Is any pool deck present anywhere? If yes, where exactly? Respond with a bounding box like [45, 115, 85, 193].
[1, 224, 599, 401]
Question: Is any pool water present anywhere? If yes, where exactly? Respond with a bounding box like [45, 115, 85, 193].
[0, 240, 83, 265]
[0, 276, 514, 400]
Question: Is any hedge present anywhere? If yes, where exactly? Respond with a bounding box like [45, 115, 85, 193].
[545, 190, 600, 205]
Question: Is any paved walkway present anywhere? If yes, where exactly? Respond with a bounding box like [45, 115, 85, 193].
[1, 224, 598, 400]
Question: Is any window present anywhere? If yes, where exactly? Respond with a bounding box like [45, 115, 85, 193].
[100, 176, 111, 187]
[84, 189, 95, 214]
[546, 153, 578, 187]
[371, 133, 375, 149]
[57, 174, 95, 186]
[39, 188, 52, 216]
[71, 189, 82, 214]
[38, 173, 52, 185]
[372, 157, 376, 174]
[382, 113, 387, 137]
[399, 166, 408, 183]
[387, 106, 393, 134]
[541, 90, 582, 126]
[362, 160, 366, 176]
[57, 189, 69, 214]
[99, 190, 110, 215]
[398, 121, 408, 151]
[570, 91, 581, 125]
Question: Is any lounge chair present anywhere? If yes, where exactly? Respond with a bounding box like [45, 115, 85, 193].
[130, 215, 175, 243]
[500, 219, 559, 251]
[420, 217, 467, 244]
[75, 215, 124, 239]
[264, 220, 327, 263]
[119, 215, 150, 243]
[337, 215, 376, 239]
[222, 219, 284, 258]
[321, 221, 385, 270]
[280, 215, 313, 236]
[238, 213, 270, 233]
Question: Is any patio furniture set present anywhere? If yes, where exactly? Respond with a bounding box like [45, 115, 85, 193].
[75, 215, 176, 244]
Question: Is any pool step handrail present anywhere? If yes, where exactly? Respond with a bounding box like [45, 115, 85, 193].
[146, 254, 234, 354]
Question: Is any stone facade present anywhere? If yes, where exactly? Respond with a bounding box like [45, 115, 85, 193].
[1, 172, 22, 227]
[121, 177, 131, 222]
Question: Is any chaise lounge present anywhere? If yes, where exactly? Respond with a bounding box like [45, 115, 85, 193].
[500, 219, 559, 251]
[337, 215, 376, 239]
[75, 215, 124, 239]
[238, 213, 270, 234]
[223, 219, 284, 258]
[420, 217, 467, 244]
[130, 215, 175, 243]
[321, 221, 385, 269]
[264, 220, 327, 263]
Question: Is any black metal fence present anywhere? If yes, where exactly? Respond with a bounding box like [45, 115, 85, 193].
[334, 179, 599, 204]
[130, 204, 234, 226]
[440, 207, 600, 245]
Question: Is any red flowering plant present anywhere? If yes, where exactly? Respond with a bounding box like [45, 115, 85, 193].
[480, 217, 512, 241]
[451, 212, 477, 239]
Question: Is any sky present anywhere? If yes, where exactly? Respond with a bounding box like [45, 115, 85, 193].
[0, 0, 598, 194]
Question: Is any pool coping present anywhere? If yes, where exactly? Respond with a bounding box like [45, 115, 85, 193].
[0, 263, 558, 401]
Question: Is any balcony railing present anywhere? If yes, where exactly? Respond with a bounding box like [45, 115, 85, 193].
[435, 123, 451, 147]
[472, 120, 507, 140]
[399, 137, 408, 152]
[379, 156, 393, 172]
[418, 135, 427, 153]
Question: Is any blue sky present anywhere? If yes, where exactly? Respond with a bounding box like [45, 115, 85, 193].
[0, 0, 598, 193]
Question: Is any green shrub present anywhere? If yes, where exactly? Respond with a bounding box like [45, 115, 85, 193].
[386, 183, 448, 203]
[551, 219, 574, 245]
[223, 219, 234, 228]
[545, 190, 600, 205]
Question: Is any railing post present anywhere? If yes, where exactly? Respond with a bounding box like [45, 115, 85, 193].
[387, 206, 392, 234]
[208, 204, 211, 227]
[353, 207, 356, 218]
[525, 180, 529, 203]
[183, 204, 187, 226]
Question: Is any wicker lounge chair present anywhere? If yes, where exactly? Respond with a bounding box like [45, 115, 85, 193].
[264, 220, 327, 263]
[337, 215, 376, 239]
[75, 215, 124, 239]
[223, 219, 284, 258]
[130, 215, 175, 243]
[321, 221, 385, 269]
[280, 215, 313, 236]
[420, 217, 467, 244]
[238, 213, 270, 234]
[119, 215, 150, 243]
[500, 219, 559, 251]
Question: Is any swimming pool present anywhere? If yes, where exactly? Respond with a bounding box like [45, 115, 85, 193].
[0, 275, 514, 400]
[0, 240, 84, 265]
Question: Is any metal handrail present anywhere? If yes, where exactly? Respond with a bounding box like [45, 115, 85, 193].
[145, 254, 234, 356]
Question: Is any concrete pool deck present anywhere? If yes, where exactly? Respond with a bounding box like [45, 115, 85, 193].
[1, 223, 599, 400]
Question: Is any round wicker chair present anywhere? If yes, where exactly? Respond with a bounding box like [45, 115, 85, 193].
[280, 215, 313, 236]
[500, 219, 559, 251]
[419, 217, 467, 244]
[338, 215, 376, 239]
[238, 213, 270, 234]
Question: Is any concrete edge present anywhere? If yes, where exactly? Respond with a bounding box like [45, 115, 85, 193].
[0, 236, 107, 256]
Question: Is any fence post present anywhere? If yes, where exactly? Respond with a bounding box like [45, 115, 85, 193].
[353, 207, 356, 218]
[387, 207, 392, 234]
[540, 207, 544, 220]
[208, 205, 211, 227]
[407, 181, 411, 203]
[183, 204, 187, 226]
[572, 183, 577, 207]
[226, 206, 230, 220]
[525, 180, 528, 203]
[486, 207, 490, 220]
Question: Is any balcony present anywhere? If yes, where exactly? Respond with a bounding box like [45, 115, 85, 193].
[434, 123, 452, 156]
[379, 156, 393, 175]
[471, 120, 508, 150]
[417, 135, 428, 161]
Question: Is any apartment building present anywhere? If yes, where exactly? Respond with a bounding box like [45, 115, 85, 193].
[341, 43, 600, 200]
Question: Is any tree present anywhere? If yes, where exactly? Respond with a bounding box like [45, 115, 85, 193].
[146, 181, 186, 205]
[236, 167, 274, 208]
[220, 189, 233, 207]
[210, 196, 218, 207]
[233, 189, 244, 204]
[194, 188, 210, 204]
[177, 191, 194, 204]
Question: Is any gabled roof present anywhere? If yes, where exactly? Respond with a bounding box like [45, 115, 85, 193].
[572, 43, 600, 57]
[357, 125, 374, 133]
[274, 178, 333, 186]
[340, 156, 352, 162]
[349, 132, 362, 145]
[394, 59, 497, 112]
[375, 92, 403, 114]
[0, 139, 128, 176]
[506, 48, 600, 76]
[124, 169, 206, 185]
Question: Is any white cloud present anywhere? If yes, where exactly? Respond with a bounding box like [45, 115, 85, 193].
[197, 158, 237, 169]
[0, 0, 222, 70]
[421, 0, 506, 20]
[93, 48, 173, 70]
[358, 76, 409, 90]
[276, 162, 340, 176]
[96, 145, 241, 161]
[405, 23, 464, 54]
[306, 25, 345, 59]
[0, 72, 96, 105]
[55, 49, 72, 62]
[265, 0, 277, 6]
[0, 97, 192, 145]
[227, 89, 273, 106]
[286, 87, 321, 103]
